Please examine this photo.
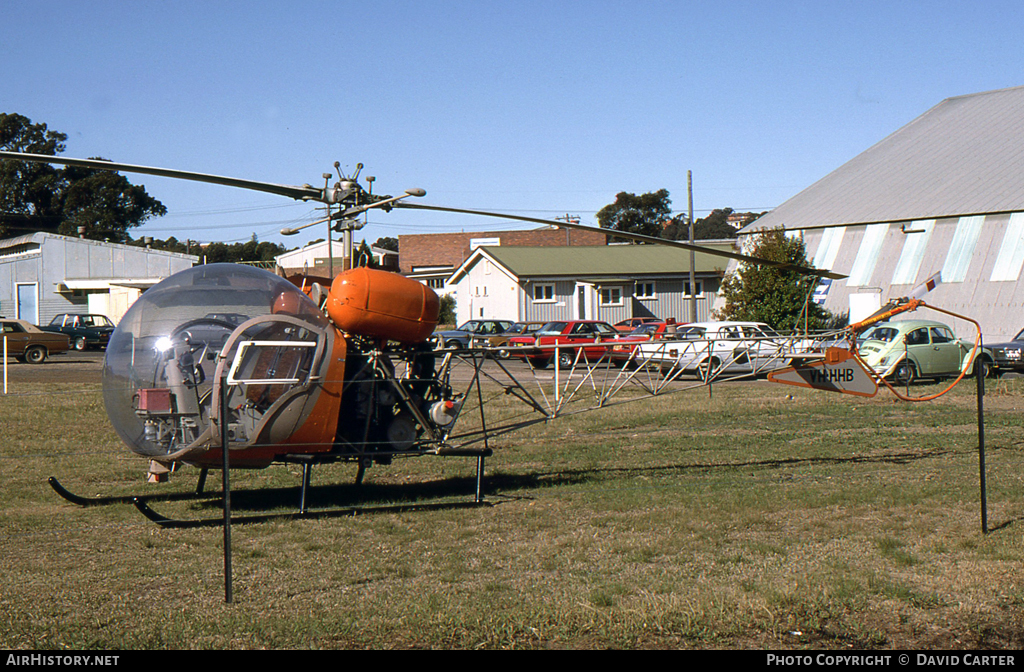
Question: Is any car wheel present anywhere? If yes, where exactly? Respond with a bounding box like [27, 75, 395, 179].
[445, 340, 461, 350]
[893, 360, 917, 385]
[25, 346, 46, 364]
[73, 336, 87, 351]
[975, 356, 995, 379]
[557, 350, 575, 370]
[496, 347, 511, 360]
[699, 357, 719, 382]
[528, 356, 550, 369]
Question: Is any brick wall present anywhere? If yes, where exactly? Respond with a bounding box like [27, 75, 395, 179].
[398, 228, 606, 274]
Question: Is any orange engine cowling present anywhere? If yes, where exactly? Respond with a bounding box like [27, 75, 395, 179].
[326, 266, 440, 343]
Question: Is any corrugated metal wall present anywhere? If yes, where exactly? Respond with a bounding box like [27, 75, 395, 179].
[804, 213, 1024, 340]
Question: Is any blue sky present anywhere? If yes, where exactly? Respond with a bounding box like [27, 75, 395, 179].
[4, 0, 1024, 250]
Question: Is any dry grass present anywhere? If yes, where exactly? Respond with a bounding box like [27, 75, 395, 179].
[1, 374, 1023, 649]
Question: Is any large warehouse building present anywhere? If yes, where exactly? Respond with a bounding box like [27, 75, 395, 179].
[737, 85, 1024, 341]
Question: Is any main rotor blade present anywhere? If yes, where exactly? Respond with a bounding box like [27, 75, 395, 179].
[0, 151, 324, 202]
[395, 202, 846, 279]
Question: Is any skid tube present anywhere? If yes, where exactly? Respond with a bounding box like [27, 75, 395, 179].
[48, 473, 215, 507]
[128, 445, 493, 527]
[133, 496, 493, 529]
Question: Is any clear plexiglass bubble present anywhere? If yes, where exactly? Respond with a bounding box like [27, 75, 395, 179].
[102, 264, 331, 459]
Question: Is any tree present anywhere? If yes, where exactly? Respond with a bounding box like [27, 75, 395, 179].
[373, 236, 398, 252]
[0, 113, 166, 241]
[661, 208, 763, 241]
[438, 294, 456, 326]
[596, 189, 672, 242]
[715, 228, 835, 331]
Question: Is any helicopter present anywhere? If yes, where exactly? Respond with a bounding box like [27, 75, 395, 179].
[3, 149, 970, 527]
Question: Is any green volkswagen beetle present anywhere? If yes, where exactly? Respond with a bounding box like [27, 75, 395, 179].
[858, 319, 991, 384]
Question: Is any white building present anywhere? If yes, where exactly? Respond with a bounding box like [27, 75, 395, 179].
[276, 240, 398, 276]
[0, 232, 197, 325]
[447, 244, 732, 325]
[739, 85, 1024, 340]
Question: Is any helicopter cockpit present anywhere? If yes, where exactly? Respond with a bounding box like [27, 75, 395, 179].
[102, 264, 336, 465]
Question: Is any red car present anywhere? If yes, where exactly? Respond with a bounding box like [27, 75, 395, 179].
[608, 319, 684, 362]
[508, 320, 621, 369]
[613, 317, 662, 332]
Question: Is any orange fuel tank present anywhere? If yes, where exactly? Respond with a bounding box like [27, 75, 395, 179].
[325, 266, 440, 343]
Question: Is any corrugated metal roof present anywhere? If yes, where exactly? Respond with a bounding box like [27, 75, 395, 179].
[743, 85, 1024, 232]
[478, 243, 733, 279]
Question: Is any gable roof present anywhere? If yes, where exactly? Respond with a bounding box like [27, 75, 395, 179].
[449, 243, 733, 283]
[743, 85, 1024, 232]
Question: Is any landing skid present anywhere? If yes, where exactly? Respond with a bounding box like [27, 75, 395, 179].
[133, 496, 493, 529]
[52, 447, 494, 526]
[48, 475, 214, 507]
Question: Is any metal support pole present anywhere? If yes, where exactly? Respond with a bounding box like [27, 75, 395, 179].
[219, 382, 233, 603]
[195, 468, 208, 495]
[688, 171, 697, 322]
[475, 455, 486, 503]
[300, 462, 312, 514]
[976, 342, 987, 535]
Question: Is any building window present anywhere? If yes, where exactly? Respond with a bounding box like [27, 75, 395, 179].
[812, 227, 845, 271]
[683, 280, 703, 297]
[991, 213, 1024, 282]
[847, 223, 889, 287]
[942, 215, 984, 283]
[636, 282, 655, 300]
[891, 220, 935, 285]
[533, 284, 555, 302]
[599, 286, 623, 306]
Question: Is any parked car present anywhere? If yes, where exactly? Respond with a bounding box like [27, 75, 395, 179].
[431, 319, 515, 350]
[984, 327, 1024, 377]
[41, 313, 115, 351]
[634, 321, 790, 379]
[608, 319, 684, 362]
[1, 318, 70, 363]
[470, 320, 548, 359]
[613, 317, 661, 332]
[857, 319, 990, 384]
[507, 319, 620, 369]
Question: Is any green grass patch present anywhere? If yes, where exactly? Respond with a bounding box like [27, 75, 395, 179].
[1, 378, 1023, 648]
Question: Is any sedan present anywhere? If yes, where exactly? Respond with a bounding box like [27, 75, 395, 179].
[985, 327, 1024, 377]
[40, 313, 115, 351]
[470, 321, 548, 359]
[432, 319, 516, 350]
[634, 321, 789, 379]
[1, 319, 70, 364]
[857, 319, 989, 383]
[613, 317, 661, 332]
[608, 319, 684, 363]
[507, 320, 620, 369]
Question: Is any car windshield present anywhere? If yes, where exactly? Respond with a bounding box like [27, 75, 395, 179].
[863, 326, 899, 343]
[631, 323, 659, 336]
[1014, 328, 1024, 341]
[536, 322, 567, 336]
[82, 315, 114, 327]
[510, 323, 542, 335]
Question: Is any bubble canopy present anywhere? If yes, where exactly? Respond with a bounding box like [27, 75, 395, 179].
[102, 264, 331, 459]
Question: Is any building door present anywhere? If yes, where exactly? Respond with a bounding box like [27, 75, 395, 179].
[16, 283, 38, 325]
[574, 282, 594, 320]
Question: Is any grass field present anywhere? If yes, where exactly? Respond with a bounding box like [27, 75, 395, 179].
[1, 373, 1023, 649]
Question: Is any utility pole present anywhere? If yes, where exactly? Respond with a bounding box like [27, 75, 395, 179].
[688, 171, 697, 322]
[556, 214, 580, 245]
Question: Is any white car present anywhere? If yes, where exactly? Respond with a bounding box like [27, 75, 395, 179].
[633, 321, 793, 379]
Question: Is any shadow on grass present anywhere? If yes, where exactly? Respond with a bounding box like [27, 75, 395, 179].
[176, 445, 955, 514]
